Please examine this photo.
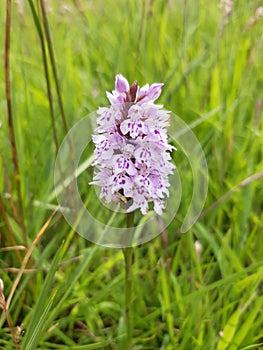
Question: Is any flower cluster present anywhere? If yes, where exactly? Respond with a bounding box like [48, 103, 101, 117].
[91, 74, 175, 215]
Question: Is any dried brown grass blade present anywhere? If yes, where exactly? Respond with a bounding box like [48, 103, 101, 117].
[5, 208, 58, 311]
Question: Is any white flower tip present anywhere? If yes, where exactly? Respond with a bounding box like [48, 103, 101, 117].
[194, 240, 203, 261]
[106, 91, 116, 104]
[0, 279, 4, 292]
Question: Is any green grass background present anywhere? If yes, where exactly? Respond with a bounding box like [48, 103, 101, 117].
[0, 0, 263, 349]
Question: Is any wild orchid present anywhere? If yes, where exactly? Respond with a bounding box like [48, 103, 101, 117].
[91, 74, 175, 216]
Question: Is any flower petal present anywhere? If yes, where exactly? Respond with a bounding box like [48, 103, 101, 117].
[115, 74, 129, 93]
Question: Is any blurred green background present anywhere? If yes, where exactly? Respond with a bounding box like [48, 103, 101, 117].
[0, 0, 263, 349]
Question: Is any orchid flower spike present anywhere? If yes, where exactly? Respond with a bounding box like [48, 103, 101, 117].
[90, 74, 175, 215]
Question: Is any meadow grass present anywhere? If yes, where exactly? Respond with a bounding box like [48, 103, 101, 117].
[0, 0, 263, 349]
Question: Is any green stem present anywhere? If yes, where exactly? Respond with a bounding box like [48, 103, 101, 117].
[122, 212, 134, 349]
[5, 0, 27, 247]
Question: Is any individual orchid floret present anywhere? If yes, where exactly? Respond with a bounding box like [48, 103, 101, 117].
[90, 74, 175, 215]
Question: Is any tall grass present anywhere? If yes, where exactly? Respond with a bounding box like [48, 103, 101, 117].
[0, 0, 263, 349]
